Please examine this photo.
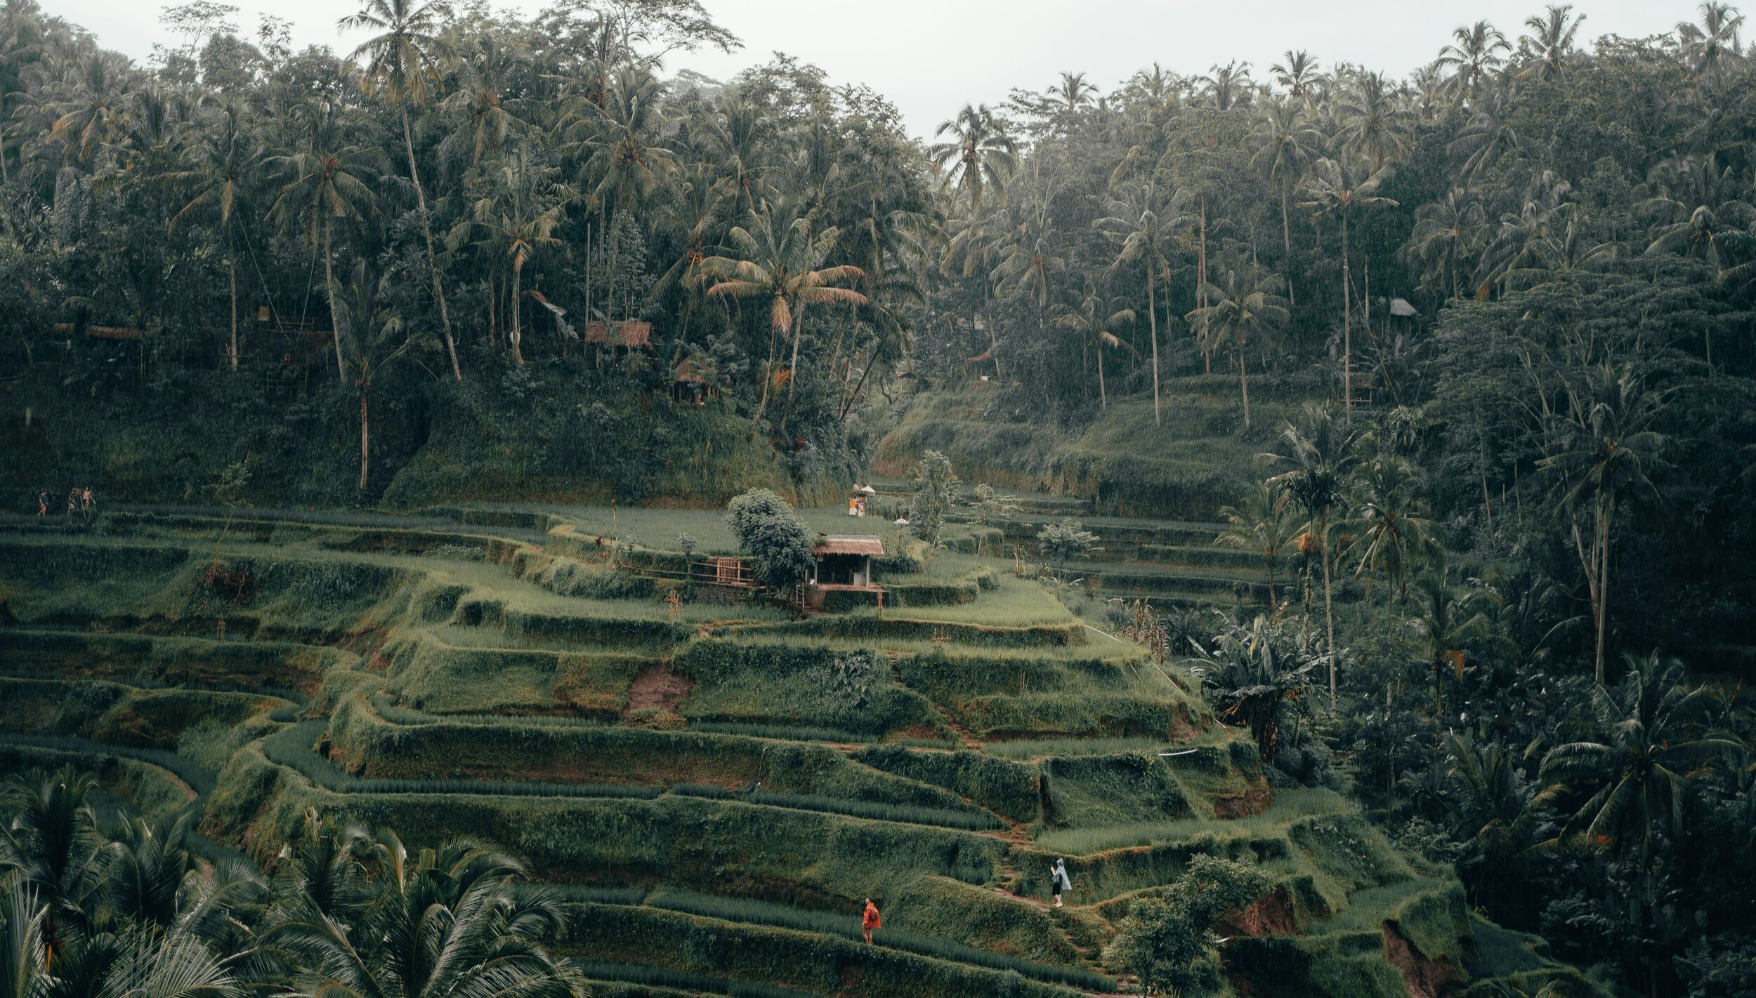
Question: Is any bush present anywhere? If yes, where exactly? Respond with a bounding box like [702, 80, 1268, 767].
[725, 489, 815, 591]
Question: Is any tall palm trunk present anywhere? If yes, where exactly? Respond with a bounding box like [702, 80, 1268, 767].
[359, 386, 370, 492]
[324, 218, 346, 383]
[401, 105, 462, 381]
[786, 299, 807, 408]
[1199, 197, 1210, 373]
[1319, 516, 1337, 703]
[1280, 184, 1295, 306]
[1237, 329, 1251, 429]
[1097, 339, 1107, 409]
[228, 251, 238, 372]
[1341, 213, 1353, 405]
[1147, 261, 1161, 425]
[509, 258, 526, 366]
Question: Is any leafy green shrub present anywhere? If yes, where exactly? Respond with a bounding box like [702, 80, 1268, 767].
[909, 450, 960, 547]
[853, 746, 1041, 823]
[1041, 753, 1190, 827]
[725, 489, 815, 590]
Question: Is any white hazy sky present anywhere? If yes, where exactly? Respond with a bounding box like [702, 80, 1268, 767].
[46, 0, 1711, 139]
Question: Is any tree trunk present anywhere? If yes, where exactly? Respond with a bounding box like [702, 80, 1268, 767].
[1199, 197, 1211, 374]
[402, 105, 462, 382]
[1097, 337, 1107, 409]
[228, 254, 238, 372]
[324, 219, 346, 383]
[1147, 261, 1160, 425]
[510, 259, 526, 366]
[1594, 494, 1611, 683]
[1281, 184, 1295, 307]
[1341, 214, 1352, 405]
[1320, 517, 1337, 704]
[1237, 330, 1251, 429]
[786, 298, 807, 408]
[358, 386, 370, 492]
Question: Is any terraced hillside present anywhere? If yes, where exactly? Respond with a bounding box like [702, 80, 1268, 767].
[0, 505, 1577, 997]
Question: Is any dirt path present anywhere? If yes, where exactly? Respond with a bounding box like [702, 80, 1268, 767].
[623, 663, 693, 715]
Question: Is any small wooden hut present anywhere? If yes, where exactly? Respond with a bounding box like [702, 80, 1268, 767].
[810, 536, 884, 589]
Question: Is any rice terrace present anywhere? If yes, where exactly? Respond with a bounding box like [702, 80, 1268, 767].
[3, 1, 1756, 997]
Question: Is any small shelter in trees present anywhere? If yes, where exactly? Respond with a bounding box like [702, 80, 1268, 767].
[810, 535, 884, 590]
[672, 356, 713, 405]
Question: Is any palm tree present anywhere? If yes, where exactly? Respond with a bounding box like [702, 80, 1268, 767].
[1344, 453, 1441, 601]
[1216, 481, 1299, 607]
[268, 133, 383, 383]
[0, 766, 107, 955]
[1449, 89, 1528, 182]
[1640, 154, 1753, 363]
[264, 827, 584, 998]
[926, 104, 1017, 210]
[1250, 97, 1321, 303]
[1269, 50, 1321, 97]
[1435, 21, 1510, 102]
[1265, 403, 1360, 702]
[1516, 4, 1585, 83]
[436, 35, 531, 174]
[166, 103, 262, 371]
[341, 0, 463, 382]
[1407, 558, 1507, 714]
[1403, 189, 1485, 300]
[992, 184, 1065, 323]
[1095, 179, 1191, 425]
[335, 260, 417, 490]
[449, 149, 574, 366]
[1054, 283, 1134, 409]
[1678, 2, 1745, 79]
[1537, 364, 1669, 683]
[1335, 70, 1415, 170]
[1438, 733, 1544, 909]
[1297, 158, 1397, 405]
[696, 197, 867, 420]
[1199, 61, 1254, 111]
[1050, 71, 1100, 115]
[1187, 266, 1289, 429]
[1540, 654, 1740, 864]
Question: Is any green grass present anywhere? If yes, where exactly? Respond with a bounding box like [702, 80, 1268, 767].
[984, 736, 1179, 759]
[1032, 787, 1352, 855]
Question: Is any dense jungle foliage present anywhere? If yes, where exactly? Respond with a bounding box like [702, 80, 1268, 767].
[4, 0, 1756, 994]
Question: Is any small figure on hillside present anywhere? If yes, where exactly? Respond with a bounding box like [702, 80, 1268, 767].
[66, 489, 78, 517]
[1050, 858, 1073, 908]
[81, 486, 94, 518]
[36, 491, 48, 519]
[861, 897, 881, 944]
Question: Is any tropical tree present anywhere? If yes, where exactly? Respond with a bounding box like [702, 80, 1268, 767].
[1054, 283, 1134, 409]
[1297, 157, 1397, 405]
[1216, 482, 1299, 607]
[1435, 21, 1510, 102]
[1265, 404, 1360, 701]
[1403, 189, 1485, 300]
[341, 0, 464, 382]
[1539, 654, 1740, 865]
[1406, 557, 1507, 713]
[1249, 98, 1321, 303]
[334, 260, 416, 491]
[1678, 2, 1745, 79]
[1537, 363, 1669, 683]
[450, 148, 574, 365]
[1269, 50, 1321, 97]
[1187, 266, 1289, 428]
[1437, 733, 1545, 910]
[1335, 70, 1415, 170]
[1516, 4, 1585, 83]
[926, 103, 1017, 210]
[166, 102, 262, 371]
[696, 197, 867, 420]
[1343, 452, 1440, 601]
[267, 126, 384, 382]
[1096, 179, 1191, 425]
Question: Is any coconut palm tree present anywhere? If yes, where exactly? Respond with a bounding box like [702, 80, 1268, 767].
[1269, 50, 1321, 98]
[1095, 179, 1192, 425]
[696, 197, 867, 420]
[1435, 21, 1510, 103]
[1407, 558, 1508, 715]
[1054, 282, 1134, 409]
[1516, 4, 1585, 83]
[1198, 61, 1254, 111]
[166, 102, 263, 371]
[334, 260, 417, 490]
[267, 130, 384, 383]
[449, 148, 575, 365]
[1540, 654, 1740, 864]
[1344, 453, 1440, 601]
[1265, 403, 1360, 702]
[926, 103, 1017, 210]
[1640, 154, 1753, 363]
[1537, 364, 1669, 683]
[1250, 97, 1322, 303]
[1186, 266, 1289, 429]
[1297, 158, 1397, 404]
[341, 0, 463, 382]
[1335, 70, 1415, 170]
[1216, 481, 1300, 607]
[1438, 732, 1545, 910]
[1403, 189, 1486, 300]
[1678, 2, 1745, 79]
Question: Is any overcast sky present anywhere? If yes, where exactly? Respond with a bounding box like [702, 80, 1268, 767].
[47, 0, 1712, 139]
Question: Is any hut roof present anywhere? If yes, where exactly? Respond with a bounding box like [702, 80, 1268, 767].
[814, 535, 884, 557]
[584, 320, 652, 347]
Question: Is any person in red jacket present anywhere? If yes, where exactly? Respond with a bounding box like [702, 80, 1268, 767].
[861, 898, 881, 944]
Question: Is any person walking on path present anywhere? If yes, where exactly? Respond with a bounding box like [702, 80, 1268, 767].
[37, 491, 47, 519]
[66, 489, 78, 517]
[1050, 858, 1073, 908]
[81, 486, 94, 518]
[861, 898, 881, 944]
